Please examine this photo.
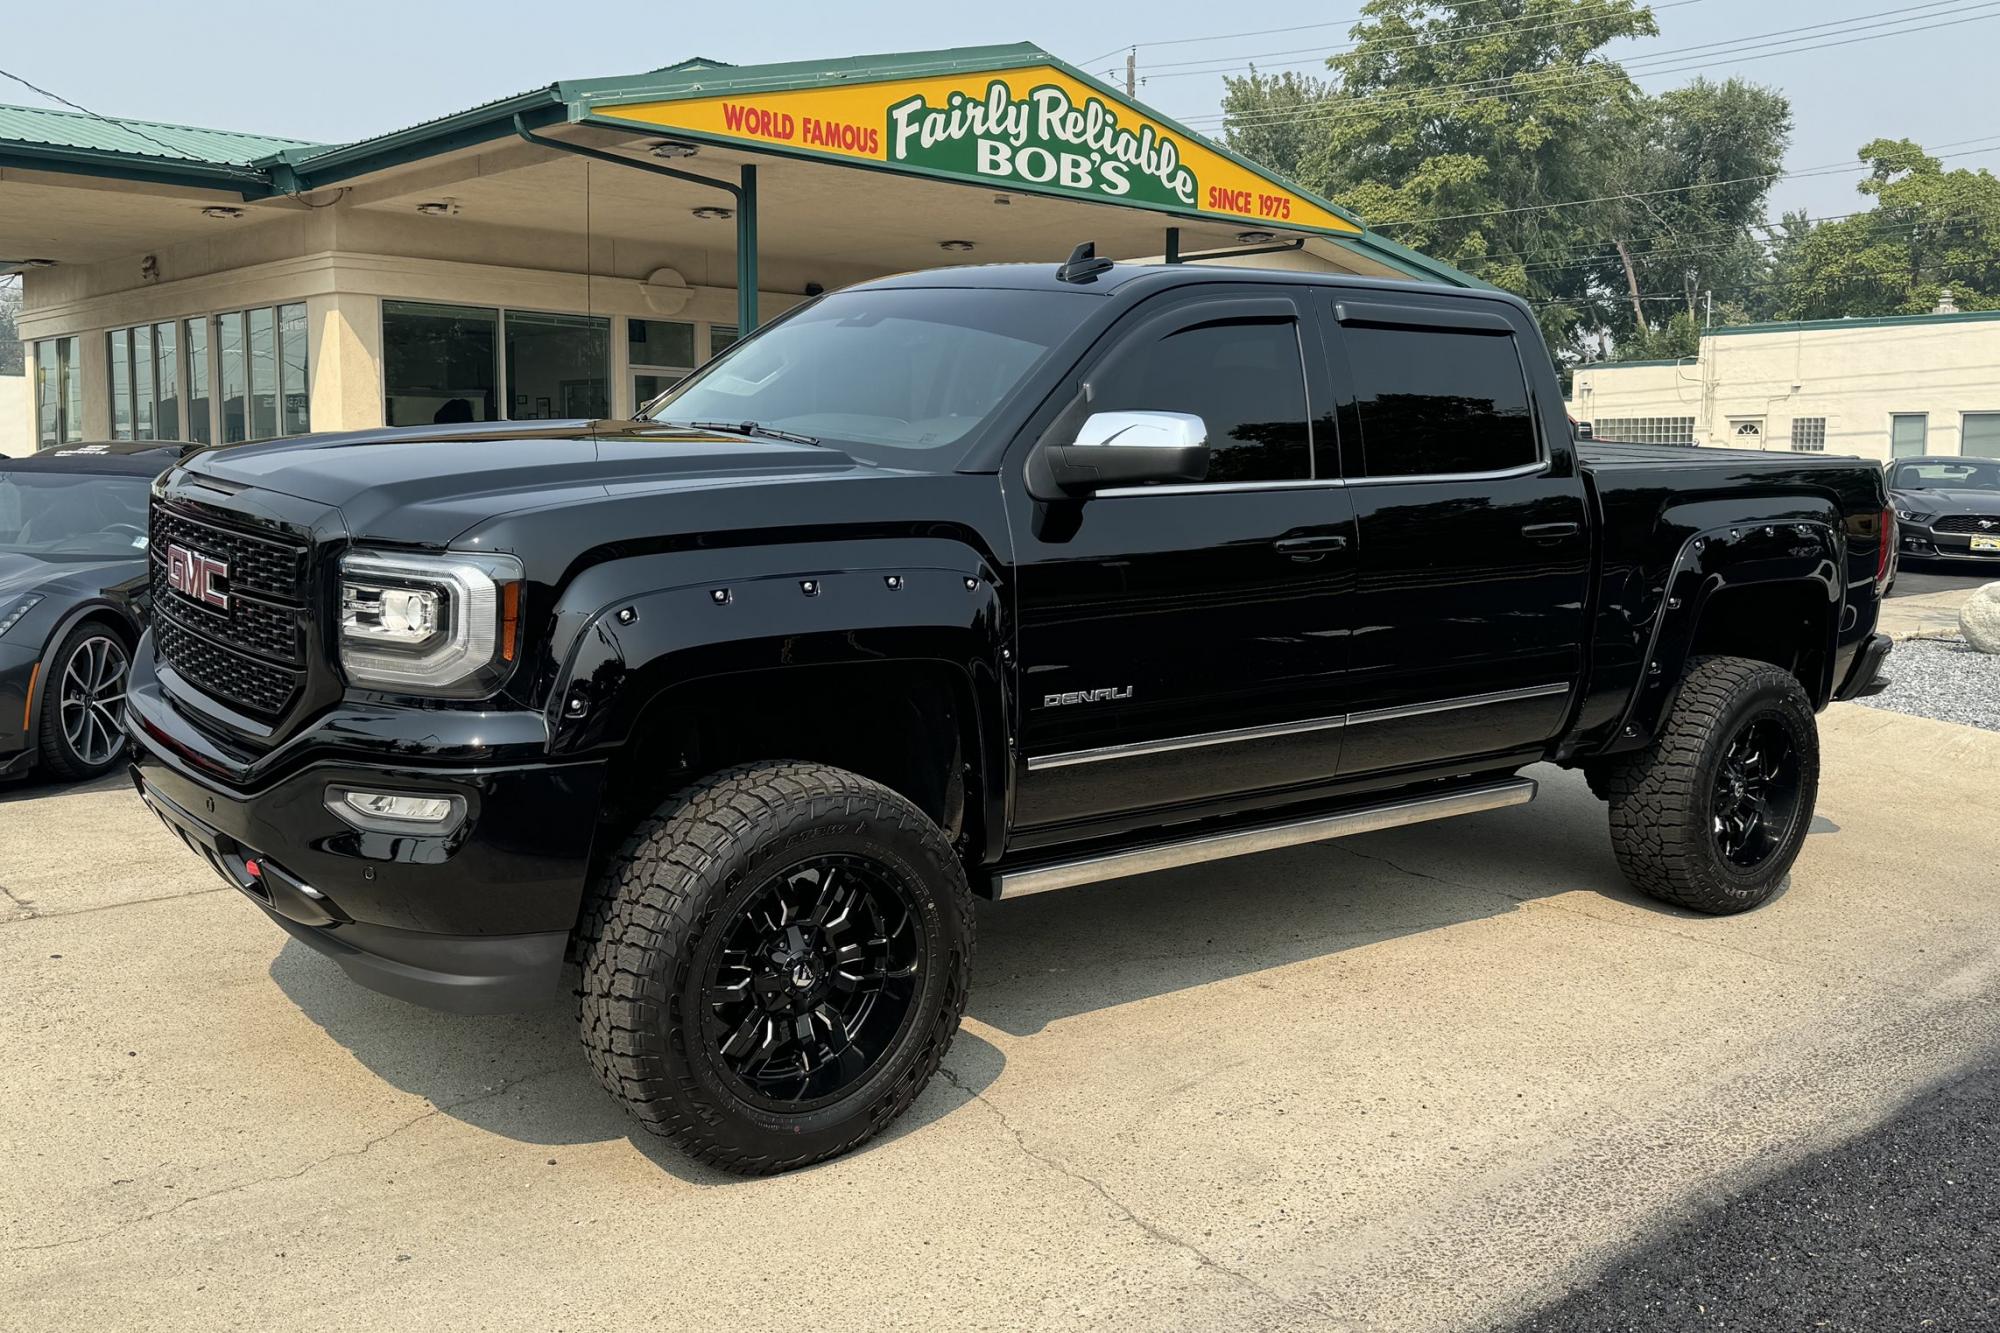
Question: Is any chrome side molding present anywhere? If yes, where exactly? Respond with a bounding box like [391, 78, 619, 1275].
[993, 777, 1537, 899]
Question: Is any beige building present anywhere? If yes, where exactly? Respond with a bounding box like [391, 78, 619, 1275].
[1568, 306, 2000, 461]
[1, 43, 1477, 452]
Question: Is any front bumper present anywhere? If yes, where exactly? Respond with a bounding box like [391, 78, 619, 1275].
[1899, 523, 2000, 563]
[126, 648, 608, 1013]
[0, 640, 40, 772]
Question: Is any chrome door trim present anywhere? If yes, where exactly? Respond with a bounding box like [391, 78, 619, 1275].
[1028, 711, 1348, 772]
[995, 777, 1537, 898]
[1346, 681, 1571, 728]
[1023, 683, 1568, 771]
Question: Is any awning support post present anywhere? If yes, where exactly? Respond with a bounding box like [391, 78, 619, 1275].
[737, 165, 758, 335]
[1165, 227, 1181, 264]
[513, 114, 762, 334]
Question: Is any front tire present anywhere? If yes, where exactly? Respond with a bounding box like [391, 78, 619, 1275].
[1606, 656, 1819, 915]
[36, 623, 131, 781]
[576, 761, 974, 1174]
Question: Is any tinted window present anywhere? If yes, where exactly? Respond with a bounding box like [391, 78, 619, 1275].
[1892, 460, 2000, 491]
[0, 471, 153, 558]
[1090, 317, 1311, 484]
[1343, 325, 1538, 478]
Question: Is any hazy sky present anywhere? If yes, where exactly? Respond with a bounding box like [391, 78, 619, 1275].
[2, 0, 1991, 221]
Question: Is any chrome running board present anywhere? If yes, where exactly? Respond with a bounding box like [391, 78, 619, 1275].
[993, 777, 1537, 900]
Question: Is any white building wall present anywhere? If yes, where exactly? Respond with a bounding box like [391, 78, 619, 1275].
[1568, 312, 2000, 461]
[0, 374, 26, 455]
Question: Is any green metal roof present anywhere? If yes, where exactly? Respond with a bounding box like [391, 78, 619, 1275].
[0, 102, 321, 164]
[1578, 357, 1698, 370]
[1707, 307, 2000, 337]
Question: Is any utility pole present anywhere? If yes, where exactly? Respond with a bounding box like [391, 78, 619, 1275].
[1126, 48, 1136, 98]
[1705, 290, 1714, 332]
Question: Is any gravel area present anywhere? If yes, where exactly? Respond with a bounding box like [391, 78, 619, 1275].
[1857, 636, 2000, 732]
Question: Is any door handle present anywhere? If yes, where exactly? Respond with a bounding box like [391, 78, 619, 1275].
[1521, 522, 1581, 541]
[1275, 535, 1349, 561]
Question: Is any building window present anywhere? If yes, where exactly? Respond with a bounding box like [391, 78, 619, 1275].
[184, 318, 210, 445]
[1962, 413, 2000, 459]
[710, 324, 739, 358]
[1790, 418, 1827, 452]
[1891, 413, 1928, 459]
[383, 301, 607, 425]
[33, 336, 83, 447]
[1591, 416, 1696, 446]
[629, 318, 696, 412]
[1728, 417, 1765, 447]
[167, 302, 309, 444]
[106, 320, 191, 441]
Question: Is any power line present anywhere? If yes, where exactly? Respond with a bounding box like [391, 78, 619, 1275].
[1526, 257, 1998, 306]
[1184, 0, 2000, 129]
[0, 64, 265, 182]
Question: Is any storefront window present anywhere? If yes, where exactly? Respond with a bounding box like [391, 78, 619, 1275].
[218, 311, 247, 443]
[156, 323, 179, 442]
[710, 325, 738, 358]
[105, 320, 193, 440]
[184, 318, 211, 445]
[384, 301, 498, 426]
[507, 310, 608, 419]
[33, 336, 82, 448]
[108, 330, 133, 439]
[630, 318, 695, 410]
[133, 324, 156, 440]
[246, 307, 277, 441]
[279, 303, 309, 436]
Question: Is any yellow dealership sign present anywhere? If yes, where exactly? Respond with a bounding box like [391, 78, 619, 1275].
[590, 64, 1361, 236]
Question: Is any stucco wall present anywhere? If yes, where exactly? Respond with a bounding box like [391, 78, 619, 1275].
[0, 374, 26, 455]
[1569, 314, 2000, 460]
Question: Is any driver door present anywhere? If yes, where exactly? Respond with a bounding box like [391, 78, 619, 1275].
[1005, 288, 1357, 841]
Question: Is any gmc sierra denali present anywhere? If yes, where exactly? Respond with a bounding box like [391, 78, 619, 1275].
[127, 254, 1894, 1174]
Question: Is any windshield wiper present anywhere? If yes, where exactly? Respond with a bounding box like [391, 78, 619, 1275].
[669, 420, 821, 446]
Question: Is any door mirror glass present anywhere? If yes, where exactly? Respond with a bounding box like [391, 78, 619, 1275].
[1030, 411, 1209, 496]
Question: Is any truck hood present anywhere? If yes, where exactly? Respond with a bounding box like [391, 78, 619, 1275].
[181, 419, 871, 544]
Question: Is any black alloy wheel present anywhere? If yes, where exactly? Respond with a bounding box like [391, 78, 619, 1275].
[1710, 716, 1804, 869]
[702, 854, 925, 1111]
[39, 627, 131, 779]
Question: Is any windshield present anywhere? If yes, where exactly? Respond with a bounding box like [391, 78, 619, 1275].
[1892, 460, 2000, 491]
[645, 287, 1093, 465]
[0, 471, 154, 559]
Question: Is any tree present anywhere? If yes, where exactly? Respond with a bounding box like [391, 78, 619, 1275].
[1222, 0, 1661, 356]
[0, 278, 22, 377]
[1219, 67, 1333, 186]
[1590, 78, 1791, 351]
[1772, 140, 2000, 319]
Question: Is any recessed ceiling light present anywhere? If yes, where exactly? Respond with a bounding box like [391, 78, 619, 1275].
[1235, 229, 1278, 244]
[939, 240, 976, 252]
[0, 257, 57, 269]
[415, 201, 459, 217]
[993, 194, 1011, 206]
[651, 141, 700, 159]
[691, 206, 734, 220]
[201, 206, 245, 220]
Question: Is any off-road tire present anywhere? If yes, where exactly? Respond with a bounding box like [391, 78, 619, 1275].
[36, 622, 132, 781]
[575, 761, 975, 1174]
[1606, 655, 1819, 915]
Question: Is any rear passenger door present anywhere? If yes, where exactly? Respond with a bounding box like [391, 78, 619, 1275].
[1321, 296, 1589, 777]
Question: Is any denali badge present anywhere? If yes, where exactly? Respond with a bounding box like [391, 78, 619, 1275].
[166, 543, 230, 611]
[1043, 686, 1134, 707]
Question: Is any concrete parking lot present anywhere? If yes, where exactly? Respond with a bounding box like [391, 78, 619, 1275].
[3, 702, 1999, 1331]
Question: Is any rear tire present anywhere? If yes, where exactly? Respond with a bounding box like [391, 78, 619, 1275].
[1606, 656, 1819, 915]
[576, 761, 974, 1175]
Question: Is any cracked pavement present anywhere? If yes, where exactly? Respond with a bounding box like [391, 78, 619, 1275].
[3, 703, 1999, 1331]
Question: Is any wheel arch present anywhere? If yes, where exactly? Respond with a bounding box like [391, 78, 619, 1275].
[25, 599, 142, 750]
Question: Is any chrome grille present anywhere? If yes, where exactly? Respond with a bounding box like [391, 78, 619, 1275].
[1933, 514, 2000, 535]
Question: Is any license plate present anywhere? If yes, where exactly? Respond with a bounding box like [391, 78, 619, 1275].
[1972, 535, 2000, 552]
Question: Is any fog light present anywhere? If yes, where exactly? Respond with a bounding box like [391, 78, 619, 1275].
[325, 786, 466, 834]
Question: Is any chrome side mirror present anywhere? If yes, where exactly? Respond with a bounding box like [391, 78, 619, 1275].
[1028, 410, 1210, 497]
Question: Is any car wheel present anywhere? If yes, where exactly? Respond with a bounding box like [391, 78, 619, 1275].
[36, 623, 132, 781]
[1606, 655, 1819, 915]
[576, 760, 975, 1175]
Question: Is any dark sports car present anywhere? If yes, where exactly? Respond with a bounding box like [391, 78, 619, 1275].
[1, 442, 194, 782]
[1891, 456, 2000, 568]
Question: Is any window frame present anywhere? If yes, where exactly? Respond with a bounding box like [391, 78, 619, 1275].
[1082, 291, 1322, 496]
[381, 298, 613, 426]
[1790, 417, 1828, 453]
[1890, 412, 1929, 459]
[1960, 411, 2000, 459]
[32, 336, 83, 448]
[1328, 298, 1548, 485]
[102, 303, 305, 444]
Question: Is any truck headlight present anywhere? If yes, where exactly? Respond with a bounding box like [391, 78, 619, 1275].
[337, 551, 523, 696]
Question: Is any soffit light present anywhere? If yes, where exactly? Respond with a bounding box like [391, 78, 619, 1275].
[939, 240, 976, 253]
[651, 141, 700, 159]
[415, 201, 460, 217]
[1235, 229, 1279, 244]
[201, 206, 245, 220]
[691, 206, 734, 220]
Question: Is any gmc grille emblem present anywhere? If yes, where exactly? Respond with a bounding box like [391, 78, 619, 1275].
[166, 543, 230, 611]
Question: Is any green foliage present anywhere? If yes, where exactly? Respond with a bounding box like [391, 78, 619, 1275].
[1773, 141, 2000, 319]
[1218, 67, 1332, 186]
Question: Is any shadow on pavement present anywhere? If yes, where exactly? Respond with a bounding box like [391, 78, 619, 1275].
[0, 769, 126, 805]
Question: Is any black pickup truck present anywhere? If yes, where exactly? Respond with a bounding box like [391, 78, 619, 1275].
[127, 256, 1893, 1174]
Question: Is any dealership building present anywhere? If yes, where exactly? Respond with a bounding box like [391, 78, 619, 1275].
[1, 43, 1478, 451]
[1568, 303, 2000, 461]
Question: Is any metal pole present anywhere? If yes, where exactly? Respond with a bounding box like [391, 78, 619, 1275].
[738, 164, 759, 334]
[1165, 227, 1180, 264]
[1126, 49, 1136, 98]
